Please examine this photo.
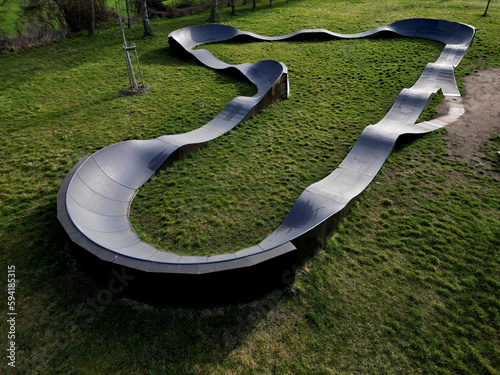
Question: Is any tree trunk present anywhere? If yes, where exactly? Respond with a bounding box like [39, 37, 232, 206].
[208, 0, 217, 21]
[231, 0, 235, 15]
[126, 0, 131, 28]
[89, 0, 95, 36]
[270, 0, 273, 7]
[252, 0, 256, 11]
[140, 0, 152, 36]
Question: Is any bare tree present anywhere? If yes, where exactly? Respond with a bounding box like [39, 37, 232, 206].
[140, 0, 152, 36]
[208, 0, 217, 21]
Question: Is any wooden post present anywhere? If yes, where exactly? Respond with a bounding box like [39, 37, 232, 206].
[123, 46, 138, 90]
[115, 0, 143, 91]
[133, 44, 144, 87]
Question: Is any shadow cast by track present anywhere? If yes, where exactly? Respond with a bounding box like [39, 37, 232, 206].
[140, 46, 260, 91]
[12, 204, 287, 370]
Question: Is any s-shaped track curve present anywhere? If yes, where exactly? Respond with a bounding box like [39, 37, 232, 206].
[57, 18, 475, 302]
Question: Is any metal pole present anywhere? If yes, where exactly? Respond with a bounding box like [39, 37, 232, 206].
[483, 0, 491, 16]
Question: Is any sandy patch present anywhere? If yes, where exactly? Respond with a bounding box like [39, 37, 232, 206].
[436, 67, 500, 173]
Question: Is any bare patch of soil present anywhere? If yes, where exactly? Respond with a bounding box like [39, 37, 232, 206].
[118, 85, 149, 96]
[435, 68, 500, 174]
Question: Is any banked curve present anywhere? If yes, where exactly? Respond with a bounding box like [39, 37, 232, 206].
[58, 18, 475, 276]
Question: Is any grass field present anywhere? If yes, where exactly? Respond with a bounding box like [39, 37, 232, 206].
[0, 0, 499, 373]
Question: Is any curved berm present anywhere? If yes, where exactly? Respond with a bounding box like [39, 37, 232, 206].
[57, 18, 475, 304]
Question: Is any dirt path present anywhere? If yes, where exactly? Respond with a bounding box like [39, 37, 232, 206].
[437, 67, 500, 172]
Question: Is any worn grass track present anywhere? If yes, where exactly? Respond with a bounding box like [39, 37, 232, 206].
[0, 0, 499, 373]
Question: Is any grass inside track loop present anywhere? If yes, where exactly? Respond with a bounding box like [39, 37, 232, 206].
[130, 36, 444, 256]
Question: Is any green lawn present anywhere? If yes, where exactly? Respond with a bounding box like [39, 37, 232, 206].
[0, 0, 499, 373]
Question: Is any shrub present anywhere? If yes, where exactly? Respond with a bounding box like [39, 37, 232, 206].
[0, 27, 70, 53]
[132, 0, 212, 19]
[17, 0, 114, 33]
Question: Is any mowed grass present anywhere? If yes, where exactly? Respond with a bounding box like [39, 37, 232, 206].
[0, 0, 499, 373]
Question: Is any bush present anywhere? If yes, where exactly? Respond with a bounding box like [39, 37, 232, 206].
[0, 27, 70, 53]
[17, 0, 114, 33]
[58, 0, 114, 32]
[132, 0, 212, 19]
